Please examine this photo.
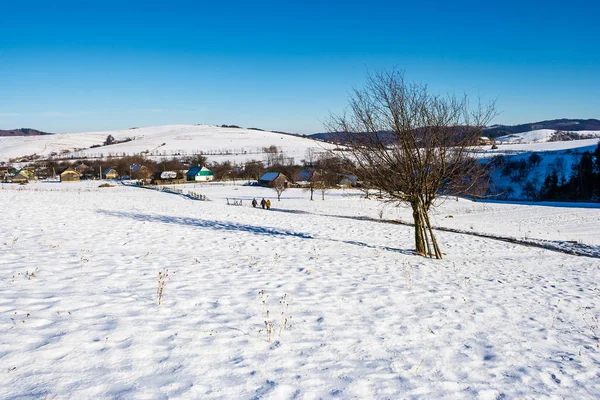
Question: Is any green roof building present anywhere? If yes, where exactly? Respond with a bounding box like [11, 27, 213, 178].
[186, 166, 215, 182]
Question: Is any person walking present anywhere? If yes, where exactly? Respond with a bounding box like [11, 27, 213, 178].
[260, 198, 266, 209]
[252, 198, 258, 208]
[266, 199, 271, 210]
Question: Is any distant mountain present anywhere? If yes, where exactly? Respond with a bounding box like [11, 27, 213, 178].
[0, 128, 53, 137]
[309, 119, 600, 143]
[308, 131, 396, 145]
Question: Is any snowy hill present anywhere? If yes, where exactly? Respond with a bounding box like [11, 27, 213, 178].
[0, 124, 334, 164]
[484, 138, 600, 201]
[495, 129, 600, 144]
[484, 118, 600, 138]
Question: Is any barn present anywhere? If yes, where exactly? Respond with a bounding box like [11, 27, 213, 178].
[60, 167, 81, 183]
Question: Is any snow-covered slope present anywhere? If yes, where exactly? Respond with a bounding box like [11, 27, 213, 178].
[0, 125, 334, 163]
[496, 129, 600, 144]
[1, 182, 599, 398]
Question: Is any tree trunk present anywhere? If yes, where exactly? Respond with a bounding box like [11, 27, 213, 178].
[411, 199, 443, 259]
[412, 202, 426, 256]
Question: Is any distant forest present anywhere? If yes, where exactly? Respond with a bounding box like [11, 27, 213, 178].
[0, 128, 54, 137]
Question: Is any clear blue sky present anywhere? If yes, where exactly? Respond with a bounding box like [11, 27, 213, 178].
[1, 0, 599, 134]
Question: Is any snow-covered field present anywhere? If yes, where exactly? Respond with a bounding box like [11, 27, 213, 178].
[1, 181, 599, 399]
[0, 125, 334, 164]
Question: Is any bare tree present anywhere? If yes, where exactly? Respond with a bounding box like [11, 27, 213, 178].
[273, 178, 287, 201]
[303, 148, 319, 167]
[318, 179, 327, 200]
[327, 70, 496, 259]
[301, 170, 321, 201]
[263, 145, 286, 168]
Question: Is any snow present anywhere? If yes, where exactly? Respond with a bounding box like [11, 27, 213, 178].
[1, 181, 599, 398]
[495, 129, 600, 144]
[482, 138, 599, 156]
[0, 125, 334, 164]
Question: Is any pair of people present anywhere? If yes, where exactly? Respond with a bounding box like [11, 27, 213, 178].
[252, 197, 271, 210]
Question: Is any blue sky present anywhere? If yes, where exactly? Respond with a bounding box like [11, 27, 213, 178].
[1, 0, 599, 134]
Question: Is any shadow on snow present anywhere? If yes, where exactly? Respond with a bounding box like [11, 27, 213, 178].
[97, 210, 314, 239]
[97, 209, 413, 255]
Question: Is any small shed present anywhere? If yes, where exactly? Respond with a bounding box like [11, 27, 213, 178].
[12, 171, 29, 184]
[186, 165, 215, 182]
[60, 167, 81, 183]
[258, 172, 290, 188]
[103, 168, 119, 180]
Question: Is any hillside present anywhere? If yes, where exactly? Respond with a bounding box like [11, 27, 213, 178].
[0, 128, 53, 137]
[310, 119, 600, 143]
[495, 129, 600, 144]
[0, 124, 334, 163]
[484, 118, 600, 139]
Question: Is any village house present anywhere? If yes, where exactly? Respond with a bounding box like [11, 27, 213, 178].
[293, 169, 322, 187]
[74, 163, 89, 174]
[60, 167, 81, 183]
[130, 164, 152, 181]
[151, 170, 184, 185]
[258, 171, 290, 188]
[74, 163, 94, 179]
[103, 168, 119, 180]
[338, 174, 358, 188]
[186, 165, 216, 182]
[478, 136, 494, 146]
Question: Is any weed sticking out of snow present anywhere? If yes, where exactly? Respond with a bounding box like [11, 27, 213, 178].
[258, 290, 292, 342]
[9, 312, 30, 330]
[246, 255, 259, 269]
[279, 293, 292, 336]
[4, 236, 19, 251]
[25, 268, 37, 280]
[80, 249, 90, 264]
[157, 268, 169, 305]
[581, 308, 600, 348]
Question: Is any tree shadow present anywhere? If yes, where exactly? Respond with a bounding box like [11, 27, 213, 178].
[97, 210, 314, 239]
[268, 208, 310, 215]
[97, 210, 413, 255]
